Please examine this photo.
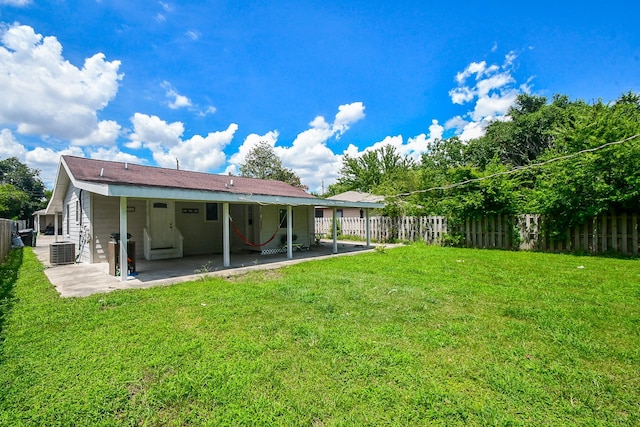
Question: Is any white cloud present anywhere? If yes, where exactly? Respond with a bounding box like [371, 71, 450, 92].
[128, 112, 237, 172]
[225, 102, 365, 193]
[458, 120, 489, 142]
[186, 30, 200, 41]
[455, 61, 487, 84]
[470, 90, 519, 121]
[71, 120, 121, 146]
[0, 24, 123, 140]
[343, 119, 443, 166]
[428, 119, 444, 141]
[333, 101, 365, 137]
[198, 105, 217, 117]
[444, 116, 468, 134]
[476, 73, 514, 98]
[152, 124, 237, 172]
[0, 0, 31, 5]
[162, 81, 192, 110]
[88, 147, 146, 164]
[443, 51, 530, 141]
[449, 87, 475, 105]
[279, 102, 366, 192]
[128, 113, 184, 149]
[25, 145, 85, 186]
[0, 128, 27, 159]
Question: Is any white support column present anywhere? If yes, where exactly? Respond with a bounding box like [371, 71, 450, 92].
[119, 196, 128, 282]
[223, 202, 230, 267]
[54, 212, 59, 242]
[365, 208, 371, 248]
[332, 207, 338, 254]
[287, 205, 293, 260]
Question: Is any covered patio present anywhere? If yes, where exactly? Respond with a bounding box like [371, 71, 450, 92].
[33, 235, 385, 297]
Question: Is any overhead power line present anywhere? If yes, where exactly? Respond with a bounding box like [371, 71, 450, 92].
[395, 133, 640, 197]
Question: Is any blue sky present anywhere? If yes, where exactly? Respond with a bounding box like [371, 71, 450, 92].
[1, 0, 639, 192]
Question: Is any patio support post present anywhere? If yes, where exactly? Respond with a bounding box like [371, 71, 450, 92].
[119, 196, 128, 282]
[287, 205, 293, 259]
[223, 202, 230, 267]
[365, 208, 371, 248]
[54, 211, 59, 242]
[332, 207, 338, 254]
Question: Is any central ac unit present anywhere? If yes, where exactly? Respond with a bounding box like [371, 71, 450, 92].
[50, 242, 75, 265]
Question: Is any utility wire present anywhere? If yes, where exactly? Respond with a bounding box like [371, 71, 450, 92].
[395, 133, 640, 197]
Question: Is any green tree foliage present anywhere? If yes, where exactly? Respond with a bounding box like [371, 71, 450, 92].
[465, 94, 572, 169]
[530, 92, 640, 234]
[0, 183, 30, 219]
[329, 145, 415, 195]
[327, 145, 420, 216]
[331, 91, 640, 240]
[0, 157, 46, 219]
[239, 142, 308, 190]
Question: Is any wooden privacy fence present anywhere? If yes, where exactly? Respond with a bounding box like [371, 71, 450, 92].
[0, 218, 15, 262]
[315, 212, 640, 256]
[315, 216, 448, 244]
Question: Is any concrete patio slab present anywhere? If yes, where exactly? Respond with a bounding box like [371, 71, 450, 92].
[32, 235, 385, 297]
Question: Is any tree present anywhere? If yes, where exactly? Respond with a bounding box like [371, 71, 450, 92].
[239, 142, 307, 190]
[0, 183, 30, 219]
[531, 93, 640, 234]
[0, 157, 46, 219]
[465, 93, 571, 168]
[329, 145, 415, 195]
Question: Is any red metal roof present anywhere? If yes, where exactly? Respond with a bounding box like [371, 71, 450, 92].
[62, 155, 317, 200]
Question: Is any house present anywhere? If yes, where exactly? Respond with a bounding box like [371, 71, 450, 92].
[316, 191, 385, 218]
[45, 156, 385, 281]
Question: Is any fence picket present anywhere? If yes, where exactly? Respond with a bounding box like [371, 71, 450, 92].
[314, 211, 639, 256]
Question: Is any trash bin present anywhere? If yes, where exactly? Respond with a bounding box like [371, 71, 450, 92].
[108, 240, 136, 276]
[18, 228, 34, 247]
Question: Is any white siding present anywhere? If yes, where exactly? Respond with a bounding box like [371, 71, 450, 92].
[175, 201, 223, 255]
[91, 195, 146, 263]
[62, 184, 91, 262]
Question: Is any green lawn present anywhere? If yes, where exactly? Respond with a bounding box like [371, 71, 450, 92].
[1, 245, 639, 426]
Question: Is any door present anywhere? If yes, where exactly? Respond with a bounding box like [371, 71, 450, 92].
[149, 200, 175, 249]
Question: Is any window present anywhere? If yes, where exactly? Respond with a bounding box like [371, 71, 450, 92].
[315, 209, 324, 218]
[205, 203, 219, 221]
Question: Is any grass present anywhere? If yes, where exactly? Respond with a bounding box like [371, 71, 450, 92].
[0, 245, 639, 426]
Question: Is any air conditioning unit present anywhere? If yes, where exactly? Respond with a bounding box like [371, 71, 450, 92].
[50, 242, 75, 265]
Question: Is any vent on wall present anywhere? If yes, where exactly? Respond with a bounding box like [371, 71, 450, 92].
[50, 242, 75, 265]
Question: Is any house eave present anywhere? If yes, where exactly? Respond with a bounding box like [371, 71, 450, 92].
[65, 181, 385, 209]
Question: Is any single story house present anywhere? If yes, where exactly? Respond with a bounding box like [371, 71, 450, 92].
[316, 191, 385, 218]
[45, 156, 385, 281]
